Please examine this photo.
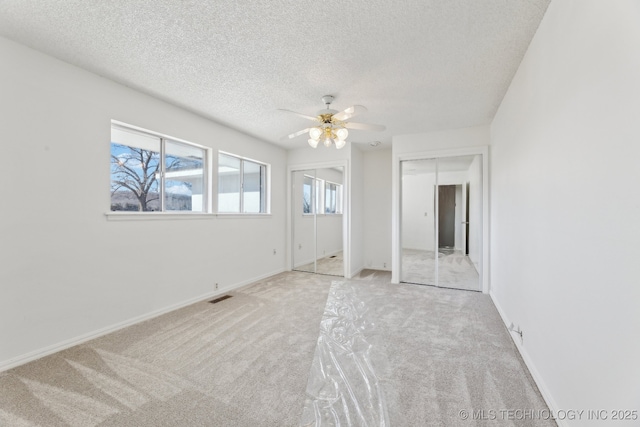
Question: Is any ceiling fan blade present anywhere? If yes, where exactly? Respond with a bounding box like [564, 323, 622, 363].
[333, 105, 367, 121]
[345, 122, 386, 131]
[278, 109, 318, 122]
[280, 128, 311, 140]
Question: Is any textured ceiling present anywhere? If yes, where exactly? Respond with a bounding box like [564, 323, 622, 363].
[0, 0, 551, 150]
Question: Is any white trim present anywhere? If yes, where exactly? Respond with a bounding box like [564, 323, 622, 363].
[105, 212, 272, 220]
[214, 213, 272, 219]
[0, 268, 285, 373]
[350, 266, 364, 278]
[287, 160, 350, 278]
[217, 151, 271, 215]
[490, 292, 564, 427]
[105, 212, 217, 220]
[111, 120, 209, 151]
[392, 146, 490, 293]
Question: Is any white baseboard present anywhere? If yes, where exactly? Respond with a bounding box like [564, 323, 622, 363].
[490, 292, 564, 427]
[0, 268, 285, 373]
[349, 266, 364, 279]
[365, 264, 391, 272]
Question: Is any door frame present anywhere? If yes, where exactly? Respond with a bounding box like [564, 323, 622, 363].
[392, 146, 489, 293]
[287, 160, 350, 278]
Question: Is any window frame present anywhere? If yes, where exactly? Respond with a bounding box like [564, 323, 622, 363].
[302, 176, 342, 216]
[217, 151, 270, 215]
[109, 122, 211, 214]
[324, 180, 343, 215]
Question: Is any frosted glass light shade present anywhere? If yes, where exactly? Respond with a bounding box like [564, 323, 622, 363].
[309, 127, 322, 140]
[335, 128, 348, 140]
[323, 138, 332, 147]
[335, 139, 346, 149]
[308, 138, 319, 148]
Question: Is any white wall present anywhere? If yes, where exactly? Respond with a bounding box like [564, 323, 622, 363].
[0, 37, 287, 369]
[349, 146, 365, 276]
[363, 149, 392, 270]
[490, 1, 640, 424]
[393, 125, 490, 154]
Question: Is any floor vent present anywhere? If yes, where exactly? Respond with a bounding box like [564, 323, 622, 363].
[209, 295, 233, 304]
[329, 255, 337, 258]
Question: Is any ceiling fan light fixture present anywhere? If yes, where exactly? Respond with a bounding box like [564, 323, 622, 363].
[309, 127, 322, 140]
[281, 96, 384, 149]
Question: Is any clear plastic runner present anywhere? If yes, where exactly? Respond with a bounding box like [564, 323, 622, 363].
[301, 281, 391, 426]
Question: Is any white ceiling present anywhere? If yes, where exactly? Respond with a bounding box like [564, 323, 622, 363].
[0, 0, 551, 150]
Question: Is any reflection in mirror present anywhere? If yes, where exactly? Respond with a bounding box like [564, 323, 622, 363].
[435, 155, 481, 291]
[292, 167, 344, 276]
[401, 159, 437, 285]
[400, 156, 482, 291]
[292, 170, 316, 273]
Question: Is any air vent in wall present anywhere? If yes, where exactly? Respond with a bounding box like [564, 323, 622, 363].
[209, 295, 233, 304]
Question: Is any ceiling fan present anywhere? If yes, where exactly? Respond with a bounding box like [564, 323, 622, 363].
[279, 95, 385, 149]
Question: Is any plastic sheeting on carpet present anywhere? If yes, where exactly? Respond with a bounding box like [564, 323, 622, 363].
[301, 281, 390, 427]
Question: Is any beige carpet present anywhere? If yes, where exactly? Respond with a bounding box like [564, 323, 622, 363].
[0, 271, 554, 426]
[402, 249, 480, 291]
[295, 251, 343, 277]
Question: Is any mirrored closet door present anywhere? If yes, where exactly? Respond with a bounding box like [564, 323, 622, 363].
[400, 155, 482, 291]
[292, 167, 344, 277]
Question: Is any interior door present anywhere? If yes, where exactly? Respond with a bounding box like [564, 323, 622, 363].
[438, 185, 456, 249]
[465, 182, 470, 255]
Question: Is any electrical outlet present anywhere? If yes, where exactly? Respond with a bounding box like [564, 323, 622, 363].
[383, 262, 387, 268]
[215, 283, 219, 290]
[508, 323, 523, 344]
[273, 249, 276, 255]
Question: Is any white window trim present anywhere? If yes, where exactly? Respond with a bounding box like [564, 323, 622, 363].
[109, 120, 212, 214]
[217, 150, 271, 215]
[302, 177, 343, 216]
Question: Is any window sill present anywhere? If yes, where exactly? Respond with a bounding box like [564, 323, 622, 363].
[216, 213, 272, 218]
[105, 212, 217, 221]
[105, 212, 272, 221]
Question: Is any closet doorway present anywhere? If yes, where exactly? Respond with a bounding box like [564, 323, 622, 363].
[291, 167, 345, 277]
[400, 155, 483, 291]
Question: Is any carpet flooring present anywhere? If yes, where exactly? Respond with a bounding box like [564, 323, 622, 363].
[0, 271, 554, 426]
[295, 251, 344, 277]
[402, 249, 480, 291]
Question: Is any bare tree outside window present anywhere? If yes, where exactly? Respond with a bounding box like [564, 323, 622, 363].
[110, 144, 161, 211]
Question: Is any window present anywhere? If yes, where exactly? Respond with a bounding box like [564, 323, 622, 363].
[302, 176, 325, 214]
[218, 153, 267, 213]
[110, 124, 207, 212]
[303, 176, 342, 215]
[325, 182, 342, 214]
[303, 176, 313, 214]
